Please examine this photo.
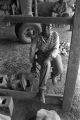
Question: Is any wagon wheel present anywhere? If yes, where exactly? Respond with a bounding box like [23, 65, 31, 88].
[15, 23, 42, 44]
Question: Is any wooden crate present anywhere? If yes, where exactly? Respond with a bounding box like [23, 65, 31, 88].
[0, 96, 14, 116]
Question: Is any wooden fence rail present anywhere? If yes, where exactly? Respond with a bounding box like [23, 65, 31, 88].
[0, 15, 73, 24]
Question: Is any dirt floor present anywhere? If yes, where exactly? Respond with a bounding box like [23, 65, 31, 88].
[0, 25, 79, 120]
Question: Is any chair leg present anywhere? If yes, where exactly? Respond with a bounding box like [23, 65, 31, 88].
[60, 73, 62, 81]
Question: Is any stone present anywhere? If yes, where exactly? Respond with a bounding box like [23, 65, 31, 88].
[0, 114, 11, 120]
[0, 96, 14, 116]
[36, 109, 61, 120]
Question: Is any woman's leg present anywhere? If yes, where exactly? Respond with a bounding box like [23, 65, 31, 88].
[51, 54, 63, 83]
[39, 59, 51, 88]
[37, 58, 51, 103]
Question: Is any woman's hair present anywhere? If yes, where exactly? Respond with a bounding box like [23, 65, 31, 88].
[41, 24, 51, 38]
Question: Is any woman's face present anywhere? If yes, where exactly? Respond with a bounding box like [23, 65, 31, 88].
[46, 24, 53, 36]
[42, 24, 52, 37]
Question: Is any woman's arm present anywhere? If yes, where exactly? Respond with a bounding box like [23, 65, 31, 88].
[49, 31, 60, 58]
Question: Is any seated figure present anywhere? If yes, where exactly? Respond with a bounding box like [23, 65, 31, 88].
[30, 24, 63, 103]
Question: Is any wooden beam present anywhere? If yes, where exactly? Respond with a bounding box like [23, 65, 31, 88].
[45, 94, 63, 106]
[0, 15, 73, 24]
[63, 0, 80, 111]
[0, 88, 36, 99]
[0, 88, 63, 105]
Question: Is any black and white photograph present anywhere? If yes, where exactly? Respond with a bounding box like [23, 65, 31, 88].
[0, 0, 79, 120]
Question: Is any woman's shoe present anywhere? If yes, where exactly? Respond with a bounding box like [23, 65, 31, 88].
[36, 87, 46, 103]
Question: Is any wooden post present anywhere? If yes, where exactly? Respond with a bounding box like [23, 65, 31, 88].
[34, 0, 38, 16]
[63, 0, 80, 111]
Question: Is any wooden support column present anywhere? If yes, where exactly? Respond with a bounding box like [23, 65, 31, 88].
[63, 0, 80, 111]
[34, 0, 38, 16]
